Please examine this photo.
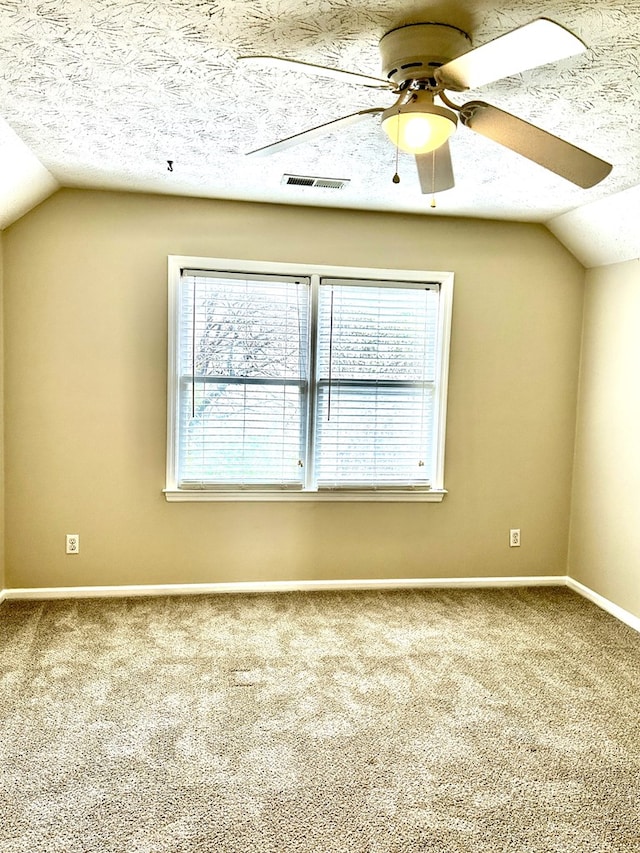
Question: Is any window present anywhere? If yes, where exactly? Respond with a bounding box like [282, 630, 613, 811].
[166, 258, 453, 501]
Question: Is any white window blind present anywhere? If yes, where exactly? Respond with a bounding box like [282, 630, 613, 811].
[315, 280, 439, 488]
[177, 270, 310, 488]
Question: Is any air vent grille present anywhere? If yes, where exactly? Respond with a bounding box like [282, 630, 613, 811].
[282, 174, 350, 190]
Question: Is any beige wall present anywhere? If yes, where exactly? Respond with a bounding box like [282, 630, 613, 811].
[3, 189, 584, 589]
[568, 258, 640, 619]
[0, 233, 4, 592]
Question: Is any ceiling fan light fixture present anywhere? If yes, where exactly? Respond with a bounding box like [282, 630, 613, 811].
[382, 96, 458, 154]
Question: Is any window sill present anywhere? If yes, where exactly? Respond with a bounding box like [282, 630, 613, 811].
[163, 489, 447, 503]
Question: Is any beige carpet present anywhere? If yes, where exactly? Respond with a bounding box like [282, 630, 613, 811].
[1, 587, 639, 852]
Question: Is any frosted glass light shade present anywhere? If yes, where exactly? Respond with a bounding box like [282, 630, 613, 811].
[382, 100, 457, 154]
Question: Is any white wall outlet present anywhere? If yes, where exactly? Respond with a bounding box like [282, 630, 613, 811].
[509, 529, 521, 548]
[66, 534, 80, 554]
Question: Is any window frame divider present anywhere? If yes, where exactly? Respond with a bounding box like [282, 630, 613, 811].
[303, 274, 320, 491]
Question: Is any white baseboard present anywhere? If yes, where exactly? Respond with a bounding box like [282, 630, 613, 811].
[566, 577, 640, 634]
[2, 575, 566, 601]
[3, 577, 637, 635]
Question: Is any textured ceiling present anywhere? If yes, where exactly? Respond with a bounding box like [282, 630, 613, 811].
[0, 0, 638, 224]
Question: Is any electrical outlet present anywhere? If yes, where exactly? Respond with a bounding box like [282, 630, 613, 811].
[509, 529, 521, 548]
[66, 534, 80, 554]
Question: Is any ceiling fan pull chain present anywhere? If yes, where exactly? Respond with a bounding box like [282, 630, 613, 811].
[392, 110, 401, 183]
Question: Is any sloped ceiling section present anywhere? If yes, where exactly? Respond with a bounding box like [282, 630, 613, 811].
[0, 0, 638, 265]
[0, 117, 58, 230]
[548, 184, 640, 268]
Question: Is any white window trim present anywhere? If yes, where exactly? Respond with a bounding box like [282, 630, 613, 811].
[164, 256, 454, 503]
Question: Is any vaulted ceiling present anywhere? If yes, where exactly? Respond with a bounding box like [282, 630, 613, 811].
[0, 0, 638, 265]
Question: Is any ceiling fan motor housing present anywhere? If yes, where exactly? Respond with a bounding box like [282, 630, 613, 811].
[379, 23, 472, 87]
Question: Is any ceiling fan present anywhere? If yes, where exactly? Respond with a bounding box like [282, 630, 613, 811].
[238, 18, 612, 194]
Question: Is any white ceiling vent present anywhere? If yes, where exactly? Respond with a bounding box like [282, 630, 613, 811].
[282, 174, 350, 190]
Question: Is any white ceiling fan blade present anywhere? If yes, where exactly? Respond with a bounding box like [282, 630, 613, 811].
[415, 143, 455, 193]
[238, 56, 389, 89]
[246, 108, 384, 157]
[436, 18, 586, 91]
[460, 101, 612, 188]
